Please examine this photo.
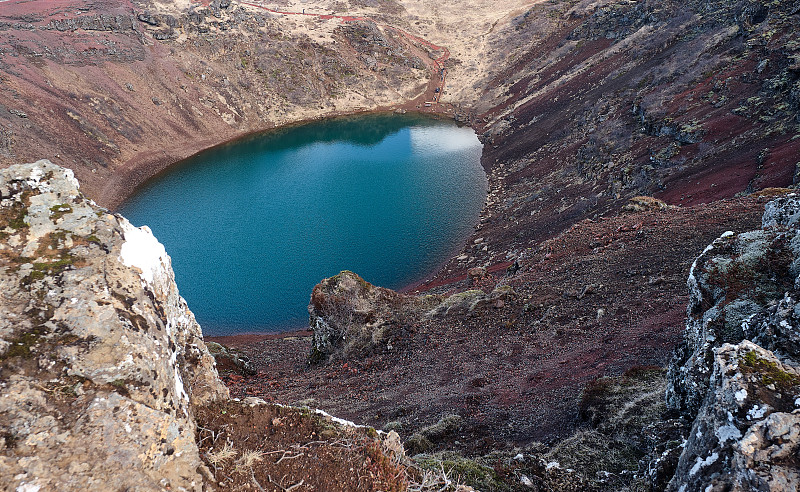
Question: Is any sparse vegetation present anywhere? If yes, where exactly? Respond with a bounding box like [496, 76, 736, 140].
[2, 326, 46, 360]
[741, 350, 800, 390]
[49, 203, 73, 221]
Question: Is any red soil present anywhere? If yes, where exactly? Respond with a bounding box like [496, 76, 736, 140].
[213, 197, 767, 450]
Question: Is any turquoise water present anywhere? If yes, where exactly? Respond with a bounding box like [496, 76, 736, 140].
[119, 113, 486, 335]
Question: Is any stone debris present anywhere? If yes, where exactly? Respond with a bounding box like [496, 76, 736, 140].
[0, 160, 228, 491]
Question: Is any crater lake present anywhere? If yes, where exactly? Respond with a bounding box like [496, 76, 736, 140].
[119, 113, 486, 335]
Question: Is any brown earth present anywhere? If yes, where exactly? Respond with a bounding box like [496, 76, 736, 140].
[0, 0, 441, 209]
[195, 399, 413, 491]
[211, 195, 767, 452]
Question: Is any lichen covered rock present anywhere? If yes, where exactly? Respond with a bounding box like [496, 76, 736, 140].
[666, 197, 800, 416]
[665, 194, 800, 490]
[0, 160, 228, 491]
[667, 341, 800, 491]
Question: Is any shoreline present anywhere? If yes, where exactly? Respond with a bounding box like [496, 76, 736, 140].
[206, 328, 313, 349]
[104, 103, 458, 212]
[133, 105, 480, 345]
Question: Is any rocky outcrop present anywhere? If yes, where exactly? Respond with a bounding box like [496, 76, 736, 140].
[668, 341, 800, 491]
[665, 195, 800, 490]
[0, 160, 228, 491]
[308, 270, 426, 363]
[206, 341, 256, 376]
[307, 270, 521, 363]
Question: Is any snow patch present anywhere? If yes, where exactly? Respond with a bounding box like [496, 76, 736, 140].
[28, 167, 43, 184]
[734, 388, 747, 402]
[689, 452, 718, 476]
[119, 221, 168, 286]
[62, 167, 79, 189]
[16, 484, 41, 492]
[721, 231, 734, 238]
[314, 408, 365, 429]
[169, 350, 189, 409]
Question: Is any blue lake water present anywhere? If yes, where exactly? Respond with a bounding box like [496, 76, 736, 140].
[119, 113, 486, 336]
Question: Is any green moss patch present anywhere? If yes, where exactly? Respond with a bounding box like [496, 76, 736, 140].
[3, 326, 47, 359]
[49, 203, 73, 221]
[0, 190, 32, 230]
[741, 350, 800, 390]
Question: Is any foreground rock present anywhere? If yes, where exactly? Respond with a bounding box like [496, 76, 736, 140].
[0, 160, 228, 490]
[666, 195, 800, 491]
[0, 160, 429, 491]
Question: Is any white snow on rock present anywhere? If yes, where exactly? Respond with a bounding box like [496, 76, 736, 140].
[314, 408, 365, 429]
[119, 220, 168, 286]
[689, 452, 718, 476]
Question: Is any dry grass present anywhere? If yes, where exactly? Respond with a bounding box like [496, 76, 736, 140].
[206, 441, 238, 470]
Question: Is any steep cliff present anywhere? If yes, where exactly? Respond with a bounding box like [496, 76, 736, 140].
[0, 160, 228, 490]
[664, 196, 800, 491]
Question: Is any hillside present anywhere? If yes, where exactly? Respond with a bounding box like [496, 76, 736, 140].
[2, 0, 800, 490]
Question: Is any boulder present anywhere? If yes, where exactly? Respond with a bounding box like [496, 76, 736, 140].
[666, 342, 800, 491]
[0, 160, 228, 491]
[308, 270, 438, 362]
[666, 225, 799, 416]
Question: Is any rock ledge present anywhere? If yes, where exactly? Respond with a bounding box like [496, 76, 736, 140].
[0, 160, 228, 491]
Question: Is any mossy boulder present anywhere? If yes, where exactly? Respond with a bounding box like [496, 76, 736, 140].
[308, 270, 430, 363]
[0, 160, 228, 491]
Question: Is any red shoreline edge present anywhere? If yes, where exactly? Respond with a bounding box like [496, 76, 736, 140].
[205, 260, 513, 346]
[207, 329, 314, 348]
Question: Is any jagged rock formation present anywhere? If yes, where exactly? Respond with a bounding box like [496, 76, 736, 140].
[206, 340, 256, 376]
[308, 270, 433, 362]
[0, 160, 228, 491]
[665, 195, 800, 490]
[308, 270, 520, 363]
